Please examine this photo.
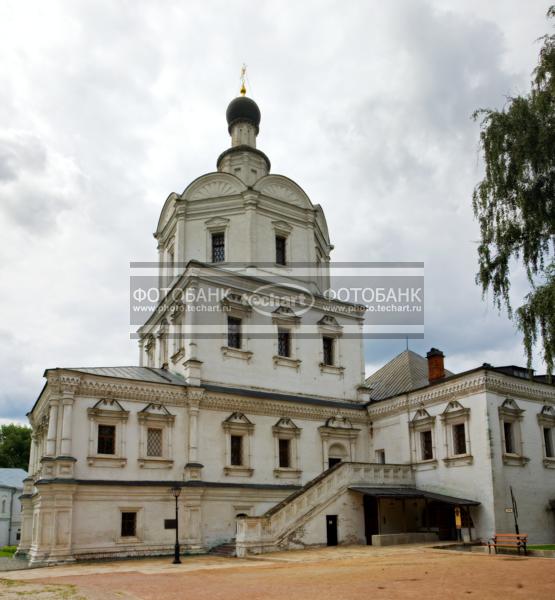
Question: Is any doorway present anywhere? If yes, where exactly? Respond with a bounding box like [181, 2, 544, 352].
[363, 496, 379, 544]
[326, 515, 338, 546]
[328, 443, 347, 469]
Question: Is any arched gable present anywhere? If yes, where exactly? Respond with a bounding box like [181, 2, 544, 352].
[182, 172, 247, 202]
[253, 174, 312, 209]
[314, 204, 331, 246]
[156, 192, 179, 237]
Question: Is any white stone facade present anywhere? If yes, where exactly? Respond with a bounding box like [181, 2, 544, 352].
[18, 94, 555, 564]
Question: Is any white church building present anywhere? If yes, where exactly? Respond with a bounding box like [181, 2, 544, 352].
[17, 91, 555, 564]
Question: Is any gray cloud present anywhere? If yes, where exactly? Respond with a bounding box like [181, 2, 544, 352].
[0, 0, 551, 422]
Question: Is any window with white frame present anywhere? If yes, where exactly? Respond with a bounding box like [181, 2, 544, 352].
[222, 413, 254, 477]
[137, 403, 175, 468]
[273, 417, 302, 478]
[317, 315, 344, 375]
[409, 408, 437, 465]
[375, 449, 386, 464]
[440, 400, 472, 466]
[220, 293, 253, 360]
[499, 398, 528, 466]
[271, 306, 301, 369]
[87, 399, 129, 467]
[271, 220, 292, 267]
[538, 405, 555, 467]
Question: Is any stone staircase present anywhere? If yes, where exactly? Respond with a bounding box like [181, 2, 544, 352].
[236, 461, 415, 557]
[209, 541, 237, 557]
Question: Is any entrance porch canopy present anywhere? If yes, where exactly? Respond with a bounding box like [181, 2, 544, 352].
[349, 486, 480, 506]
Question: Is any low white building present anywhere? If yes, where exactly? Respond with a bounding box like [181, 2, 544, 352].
[17, 92, 555, 564]
[0, 468, 27, 547]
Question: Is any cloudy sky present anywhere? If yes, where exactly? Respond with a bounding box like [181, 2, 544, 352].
[0, 0, 552, 423]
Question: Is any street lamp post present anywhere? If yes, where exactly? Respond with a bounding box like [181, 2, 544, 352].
[171, 485, 182, 564]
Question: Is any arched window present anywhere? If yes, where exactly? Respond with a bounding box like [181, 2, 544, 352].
[1, 499, 6, 513]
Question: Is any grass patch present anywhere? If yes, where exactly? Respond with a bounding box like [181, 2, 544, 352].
[528, 544, 555, 550]
[0, 546, 17, 557]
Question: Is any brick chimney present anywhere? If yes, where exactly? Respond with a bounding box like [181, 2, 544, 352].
[426, 348, 445, 382]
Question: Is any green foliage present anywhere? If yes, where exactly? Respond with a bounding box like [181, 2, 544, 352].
[0, 424, 31, 470]
[473, 6, 555, 375]
[0, 546, 17, 557]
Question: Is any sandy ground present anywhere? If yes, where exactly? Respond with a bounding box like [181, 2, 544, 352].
[1, 545, 554, 600]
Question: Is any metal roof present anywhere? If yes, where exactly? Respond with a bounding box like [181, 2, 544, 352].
[58, 367, 187, 386]
[349, 485, 480, 506]
[0, 468, 28, 489]
[365, 350, 454, 401]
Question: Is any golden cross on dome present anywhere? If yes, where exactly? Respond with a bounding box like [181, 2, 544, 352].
[240, 63, 247, 96]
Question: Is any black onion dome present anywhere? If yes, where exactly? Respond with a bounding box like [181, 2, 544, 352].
[226, 96, 261, 134]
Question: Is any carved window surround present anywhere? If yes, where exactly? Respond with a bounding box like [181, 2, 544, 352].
[271, 220, 293, 269]
[205, 216, 230, 264]
[498, 399, 528, 467]
[317, 315, 344, 373]
[537, 405, 555, 468]
[137, 403, 175, 469]
[222, 413, 254, 477]
[272, 417, 302, 479]
[221, 346, 253, 361]
[273, 355, 302, 370]
[409, 408, 438, 467]
[440, 401, 473, 466]
[87, 400, 129, 468]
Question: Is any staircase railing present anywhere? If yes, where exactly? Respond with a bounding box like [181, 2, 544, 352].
[236, 461, 414, 556]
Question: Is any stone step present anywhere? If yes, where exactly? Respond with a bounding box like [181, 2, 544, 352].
[209, 542, 236, 557]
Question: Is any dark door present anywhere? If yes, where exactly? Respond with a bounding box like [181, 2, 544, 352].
[328, 457, 342, 469]
[363, 496, 379, 545]
[326, 515, 338, 546]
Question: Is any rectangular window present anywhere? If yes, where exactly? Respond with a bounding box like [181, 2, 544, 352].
[279, 438, 291, 468]
[227, 316, 242, 349]
[211, 232, 225, 263]
[453, 423, 467, 455]
[322, 336, 334, 366]
[544, 427, 554, 458]
[276, 235, 287, 265]
[503, 421, 514, 454]
[277, 328, 291, 357]
[97, 424, 116, 455]
[121, 512, 137, 537]
[420, 430, 433, 460]
[147, 427, 163, 457]
[230, 435, 243, 466]
[375, 449, 386, 464]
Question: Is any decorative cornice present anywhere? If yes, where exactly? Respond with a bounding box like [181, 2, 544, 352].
[368, 371, 555, 418]
[199, 391, 368, 423]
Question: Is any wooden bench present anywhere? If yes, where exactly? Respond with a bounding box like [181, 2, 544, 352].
[488, 533, 528, 556]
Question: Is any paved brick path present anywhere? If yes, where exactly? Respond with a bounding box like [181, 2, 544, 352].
[1, 545, 554, 600]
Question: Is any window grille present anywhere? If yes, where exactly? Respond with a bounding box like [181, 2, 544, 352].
[212, 232, 225, 263]
[147, 428, 163, 457]
[278, 328, 291, 357]
[322, 336, 334, 365]
[227, 316, 242, 349]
